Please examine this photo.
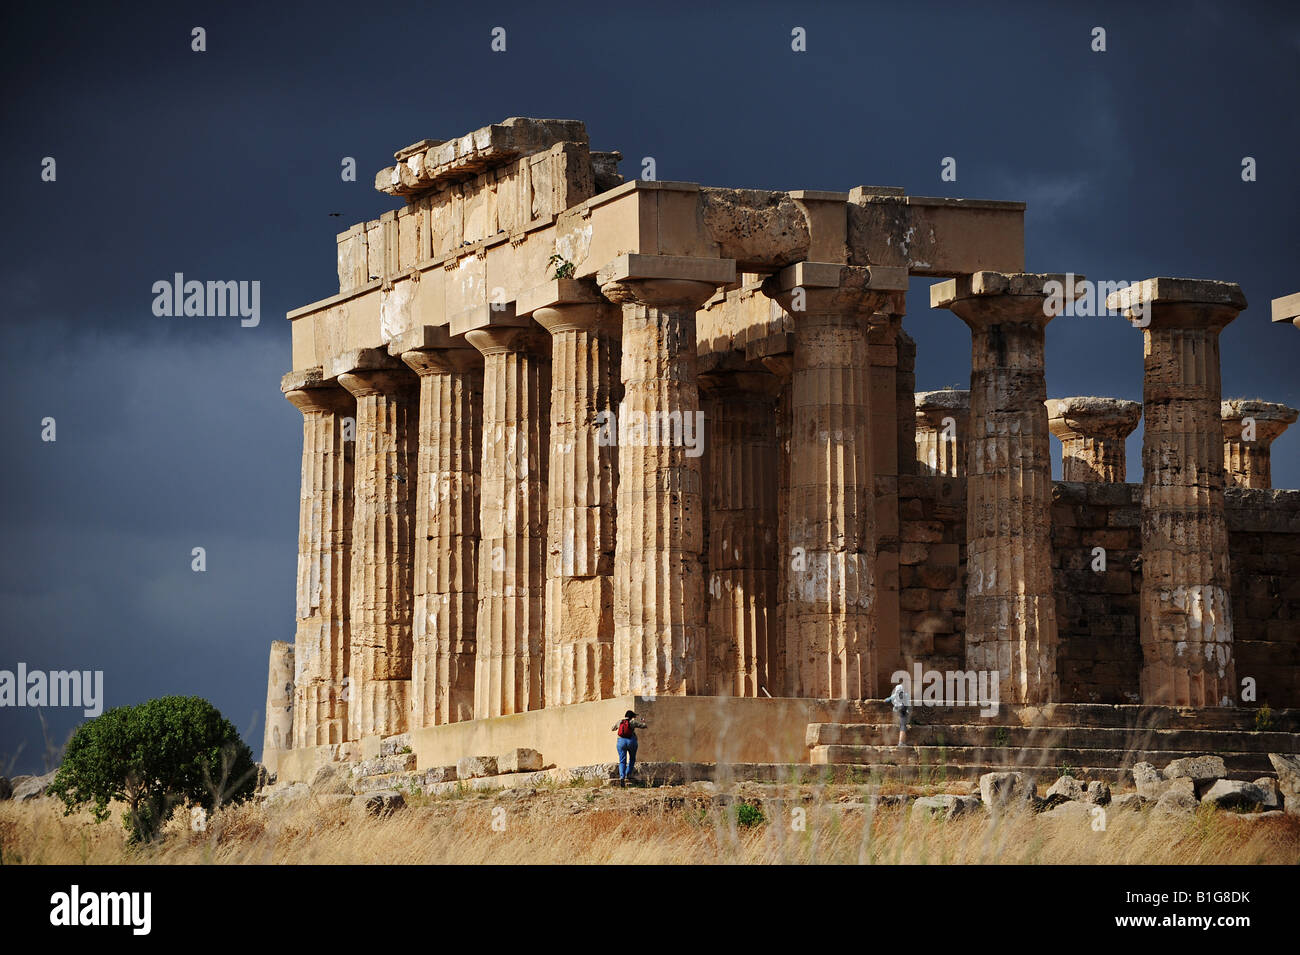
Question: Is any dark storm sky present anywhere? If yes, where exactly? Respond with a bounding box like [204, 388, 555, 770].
[1, 1, 1296, 774]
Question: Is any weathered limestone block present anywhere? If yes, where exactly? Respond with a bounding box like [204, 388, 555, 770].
[979, 771, 1036, 813]
[530, 285, 621, 705]
[457, 755, 499, 779]
[1045, 774, 1084, 803]
[1086, 780, 1111, 805]
[763, 263, 906, 699]
[1221, 399, 1297, 490]
[914, 389, 969, 477]
[1267, 753, 1300, 814]
[933, 272, 1073, 704]
[401, 345, 483, 727]
[1163, 754, 1226, 785]
[699, 360, 781, 697]
[1131, 761, 1169, 800]
[600, 258, 734, 696]
[283, 371, 354, 746]
[338, 354, 419, 739]
[1270, 291, 1300, 329]
[1109, 278, 1244, 707]
[263, 640, 294, 755]
[1153, 776, 1198, 815]
[1045, 396, 1141, 483]
[498, 748, 544, 773]
[1202, 779, 1265, 810]
[1254, 776, 1281, 810]
[465, 325, 550, 718]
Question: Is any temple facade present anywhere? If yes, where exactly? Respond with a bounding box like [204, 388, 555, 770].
[264, 118, 1300, 772]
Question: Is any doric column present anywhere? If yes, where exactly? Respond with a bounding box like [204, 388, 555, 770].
[463, 323, 550, 718]
[1109, 278, 1245, 707]
[598, 254, 734, 696]
[914, 389, 970, 478]
[1045, 396, 1141, 483]
[932, 272, 1072, 704]
[282, 370, 354, 746]
[762, 262, 907, 700]
[399, 337, 483, 727]
[336, 351, 418, 739]
[523, 280, 621, 705]
[263, 640, 295, 756]
[699, 357, 781, 697]
[1221, 399, 1297, 489]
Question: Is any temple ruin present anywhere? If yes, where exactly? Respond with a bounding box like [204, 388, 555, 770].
[263, 118, 1299, 782]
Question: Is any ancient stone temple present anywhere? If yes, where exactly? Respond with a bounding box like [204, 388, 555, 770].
[263, 118, 1300, 780]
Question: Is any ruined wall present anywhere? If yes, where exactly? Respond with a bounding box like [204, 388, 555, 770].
[1049, 483, 1143, 704]
[895, 478, 1300, 708]
[1226, 487, 1300, 707]
[896, 475, 967, 676]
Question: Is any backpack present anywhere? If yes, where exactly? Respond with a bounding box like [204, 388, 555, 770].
[617, 718, 635, 738]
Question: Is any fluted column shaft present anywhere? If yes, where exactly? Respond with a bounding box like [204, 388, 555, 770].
[402, 347, 482, 727]
[1143, 327, 1235, 703]
[935, 273, 1065, 704]
[465, 326, 550, 718]
[535, 302, 621, 705]
[285, 382, 354, 746]
[1109, 278, 1246, 706]
[1045, 397, 1141, 483]
[338, 367, 418, 739]
[914, 391, 970, 477]
[601, 278, 715, 696]
[700, 370, 781, 697]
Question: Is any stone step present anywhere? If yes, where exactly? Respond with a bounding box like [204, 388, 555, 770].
[809, 744, 1278, 778]
[351, 770, 423, 794]
[823, 703, 1298, 732]
[350, 753, 417, 778]
[808, 722, 1297, 753]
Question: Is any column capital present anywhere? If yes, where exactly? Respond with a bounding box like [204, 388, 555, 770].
[336, 351, 416, 398]
[400, 345, 482, 377]
[597, 253, 735, 309]
[463, 323, 549, 357]
[931, 271, 1083, 327]
[1046, 396, 1142, 443]
[1221, 399, 1298, 446]
[761, 262, 907, 314]
[697, 352, 782, 399]
[282, 367, 353, 414]
[914, 388, 970, 426]
[1107, 277, 1246, 330]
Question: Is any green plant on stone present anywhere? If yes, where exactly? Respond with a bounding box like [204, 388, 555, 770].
[735, 802, 765, 827]
[548, 254, 575, 279]
[993, 726, 1010, 748]
[1255, 704, 1273, 732]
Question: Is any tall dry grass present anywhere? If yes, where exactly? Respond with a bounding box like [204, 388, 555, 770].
[3, 783, 1296, 865]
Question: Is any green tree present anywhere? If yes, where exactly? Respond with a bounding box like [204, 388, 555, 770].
[48, 696, 257, 843]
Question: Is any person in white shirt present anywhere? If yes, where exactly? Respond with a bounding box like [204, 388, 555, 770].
[888, 680, 911, 746]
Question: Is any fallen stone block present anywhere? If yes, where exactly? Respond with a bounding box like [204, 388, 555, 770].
[1086, 780, 1111, 806]
[1267, 754, 1300, 815]
[1163, 755, 1226, 785]
[980, 771, 1036, 813]
[1110, 793, 1143, 813]
[911, 794, 973, 821]
[1153, 777, 1198, 816]
[264, 782, 311, 806]
[311, 763, 352, 794]
[351, 754, 417, 778]
[1254, 777, 1281, 810]
[457, 755, 499, 779]
[354, 790, 405, 817]
[1045, 774, 1084, 805]
[1044, 800, 1093, 821]
[1131, 762, 1169, 800]
[497, 748, 543, 774]
[12, 771, 56, 802]
[1201, 779, 1265, 811]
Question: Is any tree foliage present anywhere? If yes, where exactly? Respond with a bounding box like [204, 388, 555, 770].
[48, 696, 256, 843]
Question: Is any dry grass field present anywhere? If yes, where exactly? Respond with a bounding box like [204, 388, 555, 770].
[2, 779, 1297, 865]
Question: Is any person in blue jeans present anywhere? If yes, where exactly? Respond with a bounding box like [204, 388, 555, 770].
[612, 710, 647, 784]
